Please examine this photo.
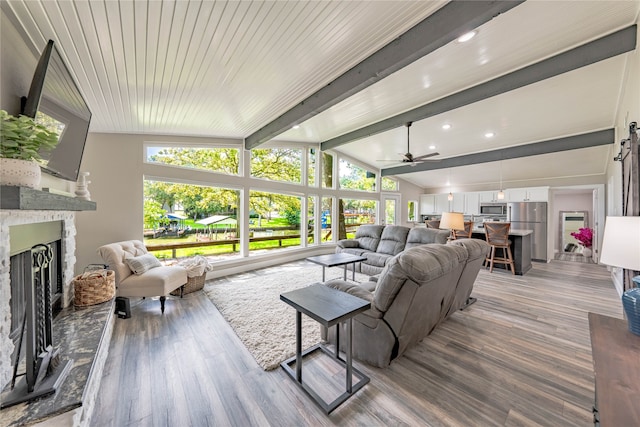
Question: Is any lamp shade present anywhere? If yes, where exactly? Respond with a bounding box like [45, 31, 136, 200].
[599, 216, 640, 271]
[439, 212, 465, 231]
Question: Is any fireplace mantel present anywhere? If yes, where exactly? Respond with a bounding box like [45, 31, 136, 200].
[0, 186, 96, 211]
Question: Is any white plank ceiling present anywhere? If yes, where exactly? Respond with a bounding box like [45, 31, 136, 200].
[3, 0, 640, 189]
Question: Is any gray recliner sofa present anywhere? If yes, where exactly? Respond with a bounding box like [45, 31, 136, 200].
[322, 238, 490, 368]
[336, 224, 450, 275]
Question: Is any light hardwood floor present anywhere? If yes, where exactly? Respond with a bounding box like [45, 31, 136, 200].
[92, 259, 622, 426]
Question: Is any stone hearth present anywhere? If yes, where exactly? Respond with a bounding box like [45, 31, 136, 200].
[1, 189, 111, 426]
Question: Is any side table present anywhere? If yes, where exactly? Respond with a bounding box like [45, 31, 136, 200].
[306, 253, 367, 281]
[588, 312, 640, 425]
[280, 283, 370, 413]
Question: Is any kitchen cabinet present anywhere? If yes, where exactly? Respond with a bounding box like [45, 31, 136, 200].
[419, 193, 450, 215]
[451, 193, 465, 213]
[435, 193, 451, 213]
[422, 192, 480, 215]
[465, 192, 480, 215]
[478, 191, 504, 203]
[419, 194, 436, 215]
[506, 186, 549, 202]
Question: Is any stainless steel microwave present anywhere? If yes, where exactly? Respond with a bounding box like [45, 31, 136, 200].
[480, 203, 507, 215]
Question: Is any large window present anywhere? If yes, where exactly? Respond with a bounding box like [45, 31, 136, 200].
[249, 190, 302, 254]
[339, 198, 377, 239]
[321, 197, 333, 242]
[145, 146, 240, 175]
[382, 177, 398, 191]
[251, 148, 302, 183]
[308, 196, 317, 245]
[308, 148, 317, 187]
[321, 152, 334, 188]
[339, 159, 376, 192]
[141, 141, 399, 263]
[143, 180, 242, 262]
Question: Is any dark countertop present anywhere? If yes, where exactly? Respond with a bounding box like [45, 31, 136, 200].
[472, 228, 533, 236]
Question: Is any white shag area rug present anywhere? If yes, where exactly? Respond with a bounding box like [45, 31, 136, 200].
[203, 262, 370, 370]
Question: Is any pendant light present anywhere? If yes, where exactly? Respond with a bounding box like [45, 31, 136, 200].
[497, 160, 505, 200]
[447, 169, 453, 201]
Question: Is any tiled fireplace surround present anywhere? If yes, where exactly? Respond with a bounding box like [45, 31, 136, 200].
[0, 209, 113, 426]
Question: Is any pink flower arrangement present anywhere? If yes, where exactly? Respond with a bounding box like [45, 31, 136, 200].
[571, 227, 593, 248]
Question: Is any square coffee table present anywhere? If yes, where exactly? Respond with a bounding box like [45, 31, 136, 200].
[280, 283, 370, 414]
[306, 253, 367, 281]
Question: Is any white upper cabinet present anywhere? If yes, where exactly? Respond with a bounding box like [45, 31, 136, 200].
[465, 192, 480, 215]
[506, 186, 549, 202]
[478, 191, 503, 203]
[419, 194, 436, 215]
[435, 193, 451, 214]
[451, 193, 465, 213]
[420, 193, 451, 215]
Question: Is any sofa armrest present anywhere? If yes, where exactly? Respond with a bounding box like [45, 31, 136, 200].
[336, 239, 360, 249]
[323, 279, 384, 321]
[324, 279, 373, 301]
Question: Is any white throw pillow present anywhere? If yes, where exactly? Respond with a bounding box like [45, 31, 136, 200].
[125, 253, 162, 275]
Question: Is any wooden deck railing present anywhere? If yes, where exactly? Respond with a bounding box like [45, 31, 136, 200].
[146, 234, 302, 258]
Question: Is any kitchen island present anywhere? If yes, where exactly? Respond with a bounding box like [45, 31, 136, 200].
[471, 228, 533, 275]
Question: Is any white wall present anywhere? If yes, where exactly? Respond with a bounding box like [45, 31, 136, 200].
[75, 133, 144, 272]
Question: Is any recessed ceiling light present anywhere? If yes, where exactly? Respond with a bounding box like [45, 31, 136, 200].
[292, 125, 300, 129]
[429, 145, 436, 150]
[484, 132, 495, 138]
[457, 31, 477, 43]
[442, 124, 451, 130]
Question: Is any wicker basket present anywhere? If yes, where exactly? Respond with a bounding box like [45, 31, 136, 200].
[171, 272, 206, 296]
[73, 270, 115, 307]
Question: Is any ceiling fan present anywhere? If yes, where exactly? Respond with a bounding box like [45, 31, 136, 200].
[379, 122, 440, 167]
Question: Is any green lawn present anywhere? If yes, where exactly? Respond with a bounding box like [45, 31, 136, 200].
[150, 237, 303, 259]
[146, 219, 354, 260]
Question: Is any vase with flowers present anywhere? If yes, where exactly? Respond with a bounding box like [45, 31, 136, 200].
[570, 227, 593, 257]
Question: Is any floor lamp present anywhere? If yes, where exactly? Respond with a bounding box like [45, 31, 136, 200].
[599, 216, 640, 335]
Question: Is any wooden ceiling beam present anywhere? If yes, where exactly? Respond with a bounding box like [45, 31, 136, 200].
[324, 25, 637, 151]
[381, 129, 615, 176]
[244, 1, 524, 150]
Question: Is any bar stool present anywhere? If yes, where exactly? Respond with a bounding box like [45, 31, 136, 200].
[483, 222, 515, 274]
[452, 221, 474, 239]
[425, 220, 441, 229]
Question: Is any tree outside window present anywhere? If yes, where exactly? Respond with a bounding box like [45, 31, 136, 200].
[146, 146, 240, 175]
[251, 148, 302, 183]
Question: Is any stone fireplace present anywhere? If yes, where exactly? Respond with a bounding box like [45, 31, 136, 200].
[0, 210, 77, 390]
[1, 186, 111, 426]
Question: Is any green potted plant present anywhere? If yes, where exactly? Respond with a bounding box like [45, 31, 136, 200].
[0, 109, 59, 189]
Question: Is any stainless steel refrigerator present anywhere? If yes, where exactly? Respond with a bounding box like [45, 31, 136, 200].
[507, 202, 548, 261]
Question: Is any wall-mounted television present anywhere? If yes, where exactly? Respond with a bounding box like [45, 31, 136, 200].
[22, 39, 91, 182]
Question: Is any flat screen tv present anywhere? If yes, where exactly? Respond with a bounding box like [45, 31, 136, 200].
[22, 39, 91, 182]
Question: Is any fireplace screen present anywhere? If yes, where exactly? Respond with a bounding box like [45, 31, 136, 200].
[2, 243, 71, 409]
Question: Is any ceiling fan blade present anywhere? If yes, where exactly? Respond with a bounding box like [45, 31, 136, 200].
[411, 152, 440, 161]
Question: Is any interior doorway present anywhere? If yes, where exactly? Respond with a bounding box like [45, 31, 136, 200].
[551, 185, 603, 264]
[560, 211, 589, 253]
